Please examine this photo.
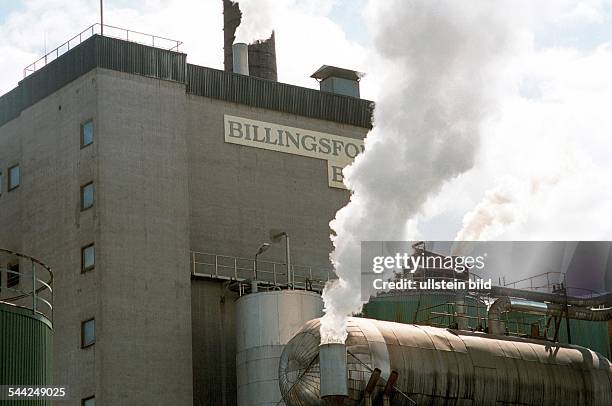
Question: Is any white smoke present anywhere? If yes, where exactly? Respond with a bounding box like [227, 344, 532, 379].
[232, 0, 281, 44]
[320, 1, 525, 343]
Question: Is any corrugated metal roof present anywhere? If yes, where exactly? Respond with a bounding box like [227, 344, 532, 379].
[186, 64, 373, 128]
[0, 35, 373, 129]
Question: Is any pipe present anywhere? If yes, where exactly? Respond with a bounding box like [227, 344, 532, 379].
[455, 290, 468, 330]
[232, 43, 249, 75]
[490, 286, 612, 307]
[364, 368, 381, 406]
[319, 343, 348, 404]
[488, 297, 612, 335]
[382, 371, 399, 406]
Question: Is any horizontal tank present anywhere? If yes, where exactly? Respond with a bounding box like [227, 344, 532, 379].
[278, 317, 612, 406]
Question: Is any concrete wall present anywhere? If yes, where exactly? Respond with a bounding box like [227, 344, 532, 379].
[0, 68, 194, 405]
[0, 71, 100, 404]
[95, 69, 193, 405]
[185, 95, 367, 266]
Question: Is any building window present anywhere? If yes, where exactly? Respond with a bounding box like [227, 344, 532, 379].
[0, 171, 3, 195]
[81, 244, 95, 273]
[7, 263, 19, 288]
[81, 120, 94, 148]
[8, 165, 20, 190]
[82, 396, 95, 406]
[80, 182, 94, 210]
[81, 318, 95, 348]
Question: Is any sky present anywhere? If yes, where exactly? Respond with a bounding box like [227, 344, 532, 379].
[1, 0, 612, 249]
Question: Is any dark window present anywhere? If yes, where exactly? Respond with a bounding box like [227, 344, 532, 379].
[81, 244, 95, 273]
[8, 165, 20, 190]
[81, 120, 94, 148]
[0, 171, 3, 195]
[80, 182, 94, 210]
[7, 263, 19, 288]
[81, 318, 95, 348]
[82, 396, 95, 406]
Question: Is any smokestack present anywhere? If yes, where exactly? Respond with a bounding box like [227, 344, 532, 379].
[319, 343, 348, 405]
[222, 0, 278, 81]
[232, 43, 249, 75]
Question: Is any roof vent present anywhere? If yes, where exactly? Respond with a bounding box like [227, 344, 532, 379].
[311, 65, 364, 98]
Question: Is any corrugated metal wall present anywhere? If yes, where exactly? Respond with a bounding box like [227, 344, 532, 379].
[186, 64, 374, 128]
[95, 36, 186, 83]
[0, 35, 186, 128]
[0, 303, 53, 406]
[0, 35, 372, 129]
[0, 35, 374, 128]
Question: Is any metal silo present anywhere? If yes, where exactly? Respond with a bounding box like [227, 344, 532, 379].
[236, 289, 323, 405]
[278, 317, 612, 406]
[0, 249, 54, 406]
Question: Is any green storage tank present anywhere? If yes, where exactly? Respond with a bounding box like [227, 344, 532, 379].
[0, 302, 53, 406]
[1, 249, 54, 405]
[363, 291, 487, 330]
[503, 311, 611, 358]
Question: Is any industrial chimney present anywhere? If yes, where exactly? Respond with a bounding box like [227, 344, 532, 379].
[232, 43, 249, 75]
[222, 0, 278, 81]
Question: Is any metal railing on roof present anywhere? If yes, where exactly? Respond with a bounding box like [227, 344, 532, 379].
[190, 251, 335, 293]
[23, 23, 183, 78]
[0, 248, 54, 325]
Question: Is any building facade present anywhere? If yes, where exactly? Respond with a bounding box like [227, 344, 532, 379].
[0, 34, 372, 405]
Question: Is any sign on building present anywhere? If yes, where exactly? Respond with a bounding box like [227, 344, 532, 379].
[224, 115, 364, 189]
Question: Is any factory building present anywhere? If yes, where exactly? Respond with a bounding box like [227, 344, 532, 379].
[0, 1, 371, 404]
[1, 3, 611, 406]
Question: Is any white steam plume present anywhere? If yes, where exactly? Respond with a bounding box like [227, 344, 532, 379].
[232, 0, 280, 44]
[320, 1, 522, 344]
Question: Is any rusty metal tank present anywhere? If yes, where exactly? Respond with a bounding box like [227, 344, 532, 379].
[278, 317, 612, 405]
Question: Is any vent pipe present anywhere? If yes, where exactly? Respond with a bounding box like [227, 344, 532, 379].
[319, 343, 348, 405]
[232, 43, 249, 75]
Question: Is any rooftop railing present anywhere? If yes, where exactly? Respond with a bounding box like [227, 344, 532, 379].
[190, 251, 335, 293]
[23, 23, 183, 78]
[0, 248, 54, 324]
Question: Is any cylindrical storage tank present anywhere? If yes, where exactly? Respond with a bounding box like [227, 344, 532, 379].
[363, 291, 486, 329]
[278, 317, 612, 406]
[236, 290, 323, 405]
[0, 303, 53, 406]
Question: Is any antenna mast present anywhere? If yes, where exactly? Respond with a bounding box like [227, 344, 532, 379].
[100, 0, 104, 36]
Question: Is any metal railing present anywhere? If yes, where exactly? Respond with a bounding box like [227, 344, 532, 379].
[0, 248, 54, 324]
[23, 23, 183, 77]
[190, 251, 336, 292]
[503, 271, 602, 297]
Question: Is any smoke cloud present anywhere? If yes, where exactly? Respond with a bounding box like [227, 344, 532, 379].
[233, 0, 280, 44]
[320, 1, 523, 343]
